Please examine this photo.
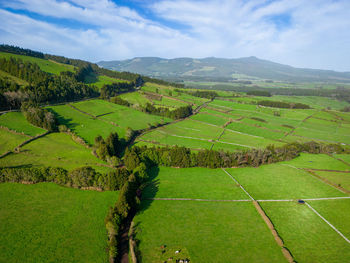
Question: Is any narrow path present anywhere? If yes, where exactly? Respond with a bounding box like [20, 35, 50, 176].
[146, 196, 350, 202]
[222, 168, 255, 200]
[222, 168, 295, 263]
[147, 197, 251, 202]
[305, 202, 350, 244]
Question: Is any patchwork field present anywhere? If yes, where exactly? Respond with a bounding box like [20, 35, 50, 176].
[136, 96, 350, 151]
[134, 153, 350, 262]
[0, 183, 118, 263]
[48, 99, 170, 143]
[0, 133, 112, 173]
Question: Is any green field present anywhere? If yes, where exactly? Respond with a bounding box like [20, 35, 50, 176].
[48, 104, 120, 144]
[0, 133, 112, 173]
[85, 73, 127, 89]
[0, 183, 118, 263]
[226, 163, 346, 200]
[0, 128, 29, 155]
[261, 201, 350, 263]
[134, 200, 285, 263]
[0, 112, 46, 136]
[142, 166, 249, 200]
[0, 52, 75, 74]
[281, 153, 350, 171]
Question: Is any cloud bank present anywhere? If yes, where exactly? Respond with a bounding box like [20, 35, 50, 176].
[0, 0, 349, 71]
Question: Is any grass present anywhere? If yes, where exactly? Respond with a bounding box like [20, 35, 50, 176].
[0, 182, 118, 263]
[133, 200, 285, 263]
[0, 112, 46, 136]
[261, 201, 350, 263]
[219, 129, 284, 149]
[47, 104, 120, 144]
[266, 95, 350, 110]
[226, 121, 286, 140]
[139, 130, 215, 150]
[85, 73, 127, 89]
[142, 166, 249, 200]
[0, 128, 28, 155]
[226, 163, 346, 200]
[119, 91, 152, 106]
[313, 171, 350, 191]
[282, 153, 350, 171]
[190, 113, 228, 126]
[0, 133, 112, 173]
[0, 52, 75, 75]
[309, 199, 350, 238]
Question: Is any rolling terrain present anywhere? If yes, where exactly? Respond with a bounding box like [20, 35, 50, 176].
[98, 56, 350, 83]
[1, 46, 350, 263]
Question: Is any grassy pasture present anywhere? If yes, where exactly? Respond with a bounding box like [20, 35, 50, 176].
[261, 202, 350, 263]
[0, 128, 28, 155]
[0, 112, 46, 136]
[85, 73, 126, 89]
[139, 130, 215, 150]
[142, 166, 249, 200]
[282, 153, 350, 171]
[71, 100, 171, 136]
[0, 133, 111, 173]
[47, 104, 120, 144]
[134, 201, 285, 263]
[0, 52, 75, 74]
[219, 129, 284, 149]
[314, 171, 350, 191]
[226, 121, 286, 140]
[226, 163, 346, 200]
[190, 112, 228, 126]
[265, 95, 350, 110]
[119, 91, 152, 106]
[0, 183, 117, 263]
[309, 199, 350, 238]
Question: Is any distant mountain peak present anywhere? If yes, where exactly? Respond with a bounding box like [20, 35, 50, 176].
[97, 56, 350, 83]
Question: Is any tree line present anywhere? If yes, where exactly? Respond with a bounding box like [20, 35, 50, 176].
[124, 141, 348, 169]
[0, 166, 130, 191]
[257, 100, 310, 109]
[21, 102, 57, 131]
[247, 90, 272, 97]
[0, 57, 99, 110]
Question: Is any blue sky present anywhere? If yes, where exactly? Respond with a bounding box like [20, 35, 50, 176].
[0, 0, 349, 71]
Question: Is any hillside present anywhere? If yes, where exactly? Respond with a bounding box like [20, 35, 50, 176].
[98, 56, 350, 83]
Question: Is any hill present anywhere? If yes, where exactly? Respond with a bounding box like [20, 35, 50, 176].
[98, 56, 350, 83]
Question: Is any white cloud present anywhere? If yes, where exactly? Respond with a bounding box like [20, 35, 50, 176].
[0, 0, 349, 71]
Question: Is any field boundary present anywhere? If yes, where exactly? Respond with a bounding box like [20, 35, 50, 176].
[305, 202, 350, 244]
[253, 201, 295, 263]
[222, 168, 255, 200]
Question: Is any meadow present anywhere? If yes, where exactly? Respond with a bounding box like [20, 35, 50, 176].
[47, 99, 170, 143]
[0, 183, 118, 263]
[0, 133, 112, 173]
[134, 200, 285, 263]
[0, 51, 75, 75]
[136, 95, 350, 151]
[134, 152, 350, 262]
[0, 112, 46, 136]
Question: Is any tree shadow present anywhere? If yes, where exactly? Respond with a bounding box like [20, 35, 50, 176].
[48, 110, 79, 130]
[138, 165, 160, 214]
[132, 165, 160, 263]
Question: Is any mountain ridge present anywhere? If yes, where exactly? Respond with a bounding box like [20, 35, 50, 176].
[98, 56, 350, 83]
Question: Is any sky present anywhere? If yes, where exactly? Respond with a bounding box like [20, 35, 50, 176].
[0, 0, 349, 71]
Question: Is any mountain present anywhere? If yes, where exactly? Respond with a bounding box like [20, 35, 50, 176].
[98, 56, 350, 83]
